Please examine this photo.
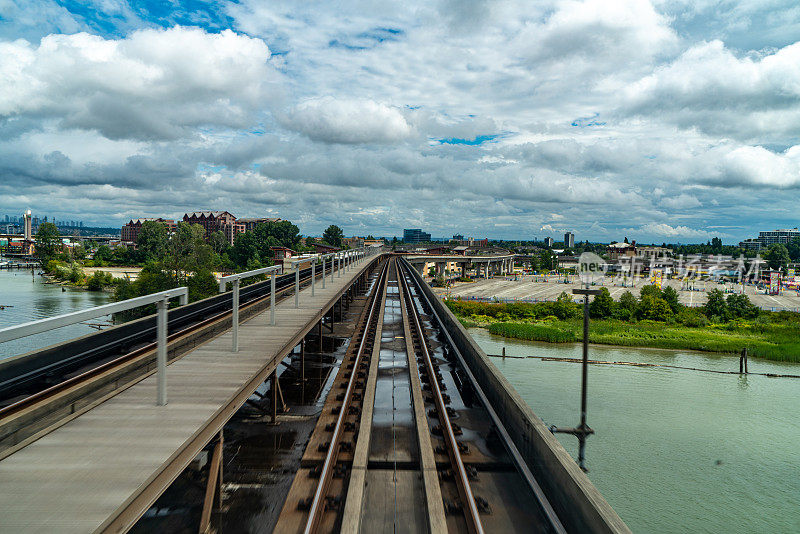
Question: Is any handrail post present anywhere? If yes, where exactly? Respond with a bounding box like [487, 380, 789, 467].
[295, 268, 300, 308]
[156, 298, 168, 406]
[232, 278, 240, 352]
[312, 261, 316, 296]
[322, 257, 326, 288]
[338, 254, 342, 278]
[330, 255, 334, 282]
[271, 273, 276, 325]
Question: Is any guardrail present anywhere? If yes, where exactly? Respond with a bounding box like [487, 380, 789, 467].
[0, 287, 189, 406]
[218, 265, 283, 352]
[288, 247, 371, 308]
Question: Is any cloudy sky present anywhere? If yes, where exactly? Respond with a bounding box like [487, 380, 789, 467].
[1, 0, 799, 242]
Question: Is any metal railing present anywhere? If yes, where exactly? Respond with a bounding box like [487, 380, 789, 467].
[287, 247, 371, 308]
[0, 287, 189, 406]
[218, 265, 283, 352]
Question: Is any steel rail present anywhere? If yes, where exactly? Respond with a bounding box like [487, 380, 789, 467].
[0, 259, 351, 419]
[303, 258, 390, 534]
[397, 261, 485, 534]
[399, 259, 567, 534]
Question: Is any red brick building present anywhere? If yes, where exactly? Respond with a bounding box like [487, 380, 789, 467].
[183, 211, 244, 245]
[121, 218, 176, 244]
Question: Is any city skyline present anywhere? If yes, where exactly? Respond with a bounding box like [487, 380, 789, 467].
[2, 2, 800, 241]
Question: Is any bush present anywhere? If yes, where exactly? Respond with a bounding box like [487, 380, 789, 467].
[488, 322, 576, 343]
[636, 296, 673, 321]
[187, 270, 219, 302]
[677, 308, 709, 327]
[67, 263, 84, 284]
[86, 270, 113, 291]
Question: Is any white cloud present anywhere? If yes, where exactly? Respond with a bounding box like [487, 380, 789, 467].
[624, 39, 800, 140]
[0, 27, 281, 140]
[659, 193, 701, 209]
[627, 223, 722, 238]
[280, 97, 413, 144]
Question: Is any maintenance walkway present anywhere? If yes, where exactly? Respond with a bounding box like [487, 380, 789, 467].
[0, 254, 377, 533]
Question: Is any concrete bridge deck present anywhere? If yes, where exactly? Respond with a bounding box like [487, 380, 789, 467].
[0, 256, 376, 533]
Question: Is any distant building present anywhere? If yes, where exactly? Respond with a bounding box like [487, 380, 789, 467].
[564, 232, 575, 248]
[183, 211, 244, 245]
[313, 242, 340, 254]
[637, 246, 670, 260]
[544, 237, 554, 248]
[343, 236, 365, 249]
[452, 234, 464, 241]
[271, 246, 296, 261]
[121, 218, 176, 244]
[758, 228, 799, 247]
[608, 241, 636, 260]
[451, 237, 489, 247]
[237, 217, 282, 233]
[403, 228, 431, 243]
[739, 238, 761, 250]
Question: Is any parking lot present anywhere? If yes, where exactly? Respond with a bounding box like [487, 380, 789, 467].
[434, 275, 800, 312]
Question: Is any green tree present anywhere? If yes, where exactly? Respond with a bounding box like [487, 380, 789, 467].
[726, 293, 760, 320]
[639, 284, 662, 301]
[34, 222, 61, 266]
[661, 286, 682, 314]
[764, 244, 790, 272]
[704, 288, 729, 321]
[589, 287, 614, 318]
[322, 224, 345, 248]
[230, 231, 261, 269]
[618, 291, 637, 313]
[538, 250, 555, 271]
[636, 296, 673, 321]
[162, 223, 215, 281]
[786, 237, 800, 262]
[94, 245, 112, 264]
[136, 221, 169, 262]
[187, 270, 219, 302]
[209, 230, 230, 255]
[72, 243, 86, 260]
[553, 292, 579, 319]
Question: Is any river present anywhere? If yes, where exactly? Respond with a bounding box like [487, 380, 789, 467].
[0, 262, 111, 360]
[468, 328, 800, 533]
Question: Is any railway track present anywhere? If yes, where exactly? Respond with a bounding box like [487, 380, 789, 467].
[277, 257, 566, 533]
[0, 263, 343, 420]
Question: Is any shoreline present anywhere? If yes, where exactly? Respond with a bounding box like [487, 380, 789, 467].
[461, 320, 800, 364]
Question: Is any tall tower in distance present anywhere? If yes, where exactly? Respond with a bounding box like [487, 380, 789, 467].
[23, 210, 32, 241]
[564, 231, 575, 249]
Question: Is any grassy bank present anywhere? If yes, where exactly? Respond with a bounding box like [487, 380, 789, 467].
[485, 320, 800, 362]
[447, 297, 800, 363]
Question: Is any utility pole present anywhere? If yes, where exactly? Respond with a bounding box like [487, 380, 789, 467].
[550, 253, 602, 472]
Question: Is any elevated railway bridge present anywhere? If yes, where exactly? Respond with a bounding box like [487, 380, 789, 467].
[0, 251, 628, 533]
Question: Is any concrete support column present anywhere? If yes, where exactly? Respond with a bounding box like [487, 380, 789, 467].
[415, 262, 424, 274]
[436, 262, 445, 276]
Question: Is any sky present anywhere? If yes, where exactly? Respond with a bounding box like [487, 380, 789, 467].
[1, 1, 800, 243]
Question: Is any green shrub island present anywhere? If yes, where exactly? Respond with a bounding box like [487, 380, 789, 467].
[446, 286, 800, 362]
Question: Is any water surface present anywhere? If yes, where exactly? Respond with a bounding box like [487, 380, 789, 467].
[0, 263, 110, 359]
[468, 328, 800, 533]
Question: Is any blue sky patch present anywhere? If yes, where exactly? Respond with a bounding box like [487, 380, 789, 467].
[571, 113, 606, 128]
[438, 134, 500, 146]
